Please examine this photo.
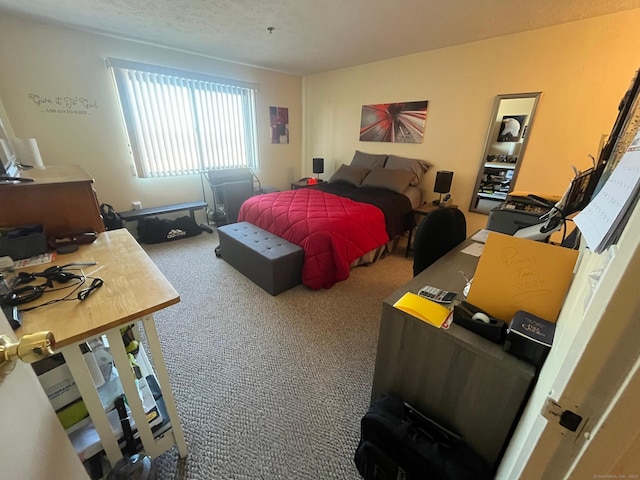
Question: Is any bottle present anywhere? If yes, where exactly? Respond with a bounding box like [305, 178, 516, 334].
[80, 342, 106, 388]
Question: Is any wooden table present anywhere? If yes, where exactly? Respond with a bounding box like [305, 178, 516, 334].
[15, 229, 187, 466]
[371, 237, 536, 469]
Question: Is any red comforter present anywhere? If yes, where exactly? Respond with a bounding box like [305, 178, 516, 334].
[238, 188, 389, 290]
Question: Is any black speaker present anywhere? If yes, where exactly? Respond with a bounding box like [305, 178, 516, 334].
[312, 158, 324, 174]
[434, 170, 454, 194]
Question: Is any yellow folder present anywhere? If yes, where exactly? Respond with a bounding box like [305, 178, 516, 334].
[466, 232, 579, 323]
[393, 292, 453, 328]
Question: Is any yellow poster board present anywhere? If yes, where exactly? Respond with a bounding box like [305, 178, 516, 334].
[466, 232, 579, 323]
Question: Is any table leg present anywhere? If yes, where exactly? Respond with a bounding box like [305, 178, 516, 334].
[140, 315, 188, 457]
[61, 343, 123, 466]
[105, 328, 161, 457]
[406, 227, 414, 257]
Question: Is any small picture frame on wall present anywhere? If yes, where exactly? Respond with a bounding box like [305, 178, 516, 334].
[497, 115, 527, 142]
[270, 106, 289, 144]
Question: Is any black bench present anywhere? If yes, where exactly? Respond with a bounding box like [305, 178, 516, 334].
[217, 222, 303, 295]
[119, 201, 208, 223]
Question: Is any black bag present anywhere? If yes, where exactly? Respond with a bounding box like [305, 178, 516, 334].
[354, 393, 492, 480]
[138, 215, 202, 244]
[100, 203, 124, 231]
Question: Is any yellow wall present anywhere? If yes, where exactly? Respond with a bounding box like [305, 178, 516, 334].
[1, 10, 639, 234]
[0, 15, 303, 215]
[303, 9, 640, 233]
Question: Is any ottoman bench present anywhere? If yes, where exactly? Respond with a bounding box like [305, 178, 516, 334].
[217, 222, 304, 295]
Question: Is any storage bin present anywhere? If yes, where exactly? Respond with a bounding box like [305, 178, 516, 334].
[0, 224, 48, 260]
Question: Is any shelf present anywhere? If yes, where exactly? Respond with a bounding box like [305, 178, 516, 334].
[478, 192, 507, 200]
[66, 343, 171, 462]
[484, 162, 516, 169]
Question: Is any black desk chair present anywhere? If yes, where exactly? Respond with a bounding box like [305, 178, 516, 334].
[413, 207, 467, 277]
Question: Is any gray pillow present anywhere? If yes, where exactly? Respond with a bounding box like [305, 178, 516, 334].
[350, 150, 388, 169]
[361, 167, 414, 193]
[329, 164, 371, 186]
[385, 155, 431, 186]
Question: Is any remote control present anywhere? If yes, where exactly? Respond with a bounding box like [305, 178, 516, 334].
[418, 285, 457, 303]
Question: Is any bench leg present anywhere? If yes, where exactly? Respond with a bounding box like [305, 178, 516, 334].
[190, 207, 211, 225]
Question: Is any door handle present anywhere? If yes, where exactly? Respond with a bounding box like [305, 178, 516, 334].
[0, 331, 55, 378]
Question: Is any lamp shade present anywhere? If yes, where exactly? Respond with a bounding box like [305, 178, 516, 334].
[312, 157, 324, 174]
[434, 170, 454, 194]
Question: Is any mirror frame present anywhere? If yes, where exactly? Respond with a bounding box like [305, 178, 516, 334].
[469, 92, 542, 214]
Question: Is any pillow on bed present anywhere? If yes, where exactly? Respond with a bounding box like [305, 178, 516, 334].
[329, 164, 371, 186]
[350, 150, 388, 169]
[361, 167, 415, 193]
[385, 155, 431, 186]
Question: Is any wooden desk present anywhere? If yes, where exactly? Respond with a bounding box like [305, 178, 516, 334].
[15, 229, 186, 466]
[0, 165, 104, 236]
[371, 238, 536, 469]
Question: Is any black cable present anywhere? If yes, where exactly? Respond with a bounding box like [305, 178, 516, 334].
[18, 276, 87, 312]
[78, 277, 104, 301]
[17, 268, 104, 312]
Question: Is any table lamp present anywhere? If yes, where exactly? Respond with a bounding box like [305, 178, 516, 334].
[313, 158, 324, 181]
[434, 170, 454, 205]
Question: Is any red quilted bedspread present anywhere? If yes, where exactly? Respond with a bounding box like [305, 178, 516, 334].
[238, 189, 389, 290]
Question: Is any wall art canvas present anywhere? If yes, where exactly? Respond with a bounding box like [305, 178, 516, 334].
[270, 106, 289, 144]
[497, 115, 527, 142]
[359, 100, 428, 143]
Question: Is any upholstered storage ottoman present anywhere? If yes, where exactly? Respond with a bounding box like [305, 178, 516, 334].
[217, 222, 304, 295]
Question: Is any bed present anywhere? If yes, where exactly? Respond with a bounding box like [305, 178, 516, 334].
[237, 151, 430, 289]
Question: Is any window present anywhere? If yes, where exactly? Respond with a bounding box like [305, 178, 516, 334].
[108, 58, 259, 178]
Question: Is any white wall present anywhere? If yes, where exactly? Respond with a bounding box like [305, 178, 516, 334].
[303, 9, 640, 234]
[0, 15, 303, 217]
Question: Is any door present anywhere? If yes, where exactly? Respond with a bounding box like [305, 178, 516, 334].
[0, 314, 89, 479]
[496, 183, 640, 478]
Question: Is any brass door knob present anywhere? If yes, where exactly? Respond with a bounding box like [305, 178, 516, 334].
[0, 331, 55, 377]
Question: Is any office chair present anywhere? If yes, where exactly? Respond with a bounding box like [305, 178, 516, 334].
[413, 207, 467, 277]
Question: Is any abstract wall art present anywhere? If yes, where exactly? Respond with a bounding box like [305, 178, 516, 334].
[359, 100, 428, 143]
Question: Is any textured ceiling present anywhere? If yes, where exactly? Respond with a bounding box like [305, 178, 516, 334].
[1, 0, 639, 75]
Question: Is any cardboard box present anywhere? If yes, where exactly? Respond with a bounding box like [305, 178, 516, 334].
[504, 310, 556, 368]
[33, 354, 81, 411]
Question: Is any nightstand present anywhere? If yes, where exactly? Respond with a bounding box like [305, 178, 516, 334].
[406, 203, 458, 257]
[290, 179, 324, 190]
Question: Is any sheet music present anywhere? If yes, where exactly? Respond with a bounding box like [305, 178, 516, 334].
[470, 229, 490, 243]
[460, 242, 484, 257]
[574, 131, 640, 253]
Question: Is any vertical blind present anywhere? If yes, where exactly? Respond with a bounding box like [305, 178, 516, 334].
[107, 58, 259, 178]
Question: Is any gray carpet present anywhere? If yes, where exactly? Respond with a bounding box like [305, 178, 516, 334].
[141, 230, 413, 479]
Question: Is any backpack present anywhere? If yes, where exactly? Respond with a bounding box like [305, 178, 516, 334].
[354, 393, 492, 480]
[100, 203, 124, 230]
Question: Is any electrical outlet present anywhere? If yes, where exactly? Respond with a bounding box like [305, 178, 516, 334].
[132, 201, 142, 210]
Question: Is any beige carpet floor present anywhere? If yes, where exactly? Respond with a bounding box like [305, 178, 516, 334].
[139, 229, 414, 479]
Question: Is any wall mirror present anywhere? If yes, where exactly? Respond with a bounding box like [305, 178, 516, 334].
[470, 92, 542, 214]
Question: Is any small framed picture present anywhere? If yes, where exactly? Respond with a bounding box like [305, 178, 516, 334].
[497, 115, 527, 142]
